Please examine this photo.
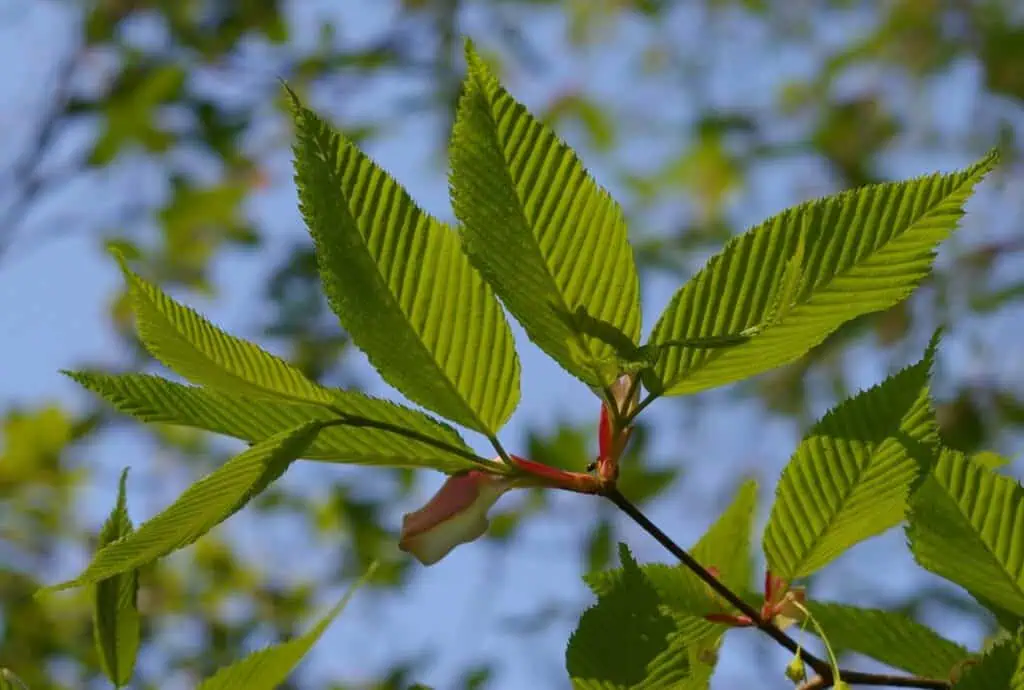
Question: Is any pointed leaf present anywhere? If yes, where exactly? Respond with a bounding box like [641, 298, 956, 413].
[196, 563, 376, 690]
[47, 422, 323, 591]
[67, 371, 486, 474]
[763, 339, 939, 579]
[908, 448, 1024, 618]
[289, 92, 519, 434]
[118, 257, 332, 405]
[649, 152, 997, 395]
[93, 468, 140, 687]
[804, 601, 969, 678]
[588, 481, 757, 623]
[567, 545, 716, 689]
[450, 43, 641, 388]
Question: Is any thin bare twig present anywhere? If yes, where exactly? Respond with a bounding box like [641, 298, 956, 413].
[0, 43, 80, 261]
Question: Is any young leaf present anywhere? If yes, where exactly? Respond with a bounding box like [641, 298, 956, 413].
[289, 92, 519, 435]
[567, 545, 715, 689]
[450, 42, 642, 388]
[196, 562, 377, 689]
[93, 469, 140, 687]
[803, 601, 969, 678]
[67, 371, 487, 474]
[907, 448, 1024, 618]
[763, 338, 939, 579]
[117, 257, 333, 405]
[46, 422, 323, 592]
[949, 630, 1022, 690]
[648, 151, 997, 396]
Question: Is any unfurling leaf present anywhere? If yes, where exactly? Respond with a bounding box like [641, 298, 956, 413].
[93, 469, 140, 687]
[803, 601, 969, 678]
[67, 371, 486, 473]
[115, 253, 333, 405]
[907, 448, 1024, 619]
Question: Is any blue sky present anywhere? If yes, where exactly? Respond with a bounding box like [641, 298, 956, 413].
[2, 1, 1022, 688]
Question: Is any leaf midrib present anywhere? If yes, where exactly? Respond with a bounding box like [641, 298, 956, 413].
[927, 474, 1024, 610]
[782, 436, 905, 576]
[310, 123, 491, 433]
[470, 70, 601, 382]
[659, 172, 980, 391]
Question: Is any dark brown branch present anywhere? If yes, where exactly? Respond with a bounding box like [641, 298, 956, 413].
[606, 489, 951, 690]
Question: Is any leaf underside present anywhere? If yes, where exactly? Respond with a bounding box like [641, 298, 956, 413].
[649, 152, 997, 396]
[907, 448, 1024, 619]
[450, 43, 642, 388]
[804, 601, 969, 678]
[763, 338, 939, 579]
[290, 93, 520, 434]
[68, 371, 483, 474]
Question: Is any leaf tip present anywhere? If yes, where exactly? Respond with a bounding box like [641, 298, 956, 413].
[616, 542, 639, 571]
[35, 580, 77, 597]
[280, 80, 303, 114]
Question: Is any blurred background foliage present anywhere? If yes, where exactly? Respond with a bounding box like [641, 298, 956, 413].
[1, 0, 1023, 688]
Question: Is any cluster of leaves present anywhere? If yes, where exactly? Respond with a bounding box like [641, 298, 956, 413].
[30, 38, 1022, 689]
[568, 342, 1024, 687]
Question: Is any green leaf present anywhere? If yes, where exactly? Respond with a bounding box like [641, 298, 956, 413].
[93, 469, 140, 687]
[196, 562, 377, 689]
[566, 545, 714, 689]
[648, 151, 997, 395]
[67, 371, 485, 474]
[450, 42, 642, 388]
[117, 255, 333, 405]
[763, 338, 939, 579]
[288, 91, 519, 435]
[803, 601, 969, 678]
[585, 480, 758, 636]
[951, 630, 1022, 689]
[46, 422, 323, 592]
[907, 447, 1024, 618]
[691, 479, 758, 595]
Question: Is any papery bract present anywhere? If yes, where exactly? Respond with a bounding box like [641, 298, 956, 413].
[399, 469, 512, 565]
